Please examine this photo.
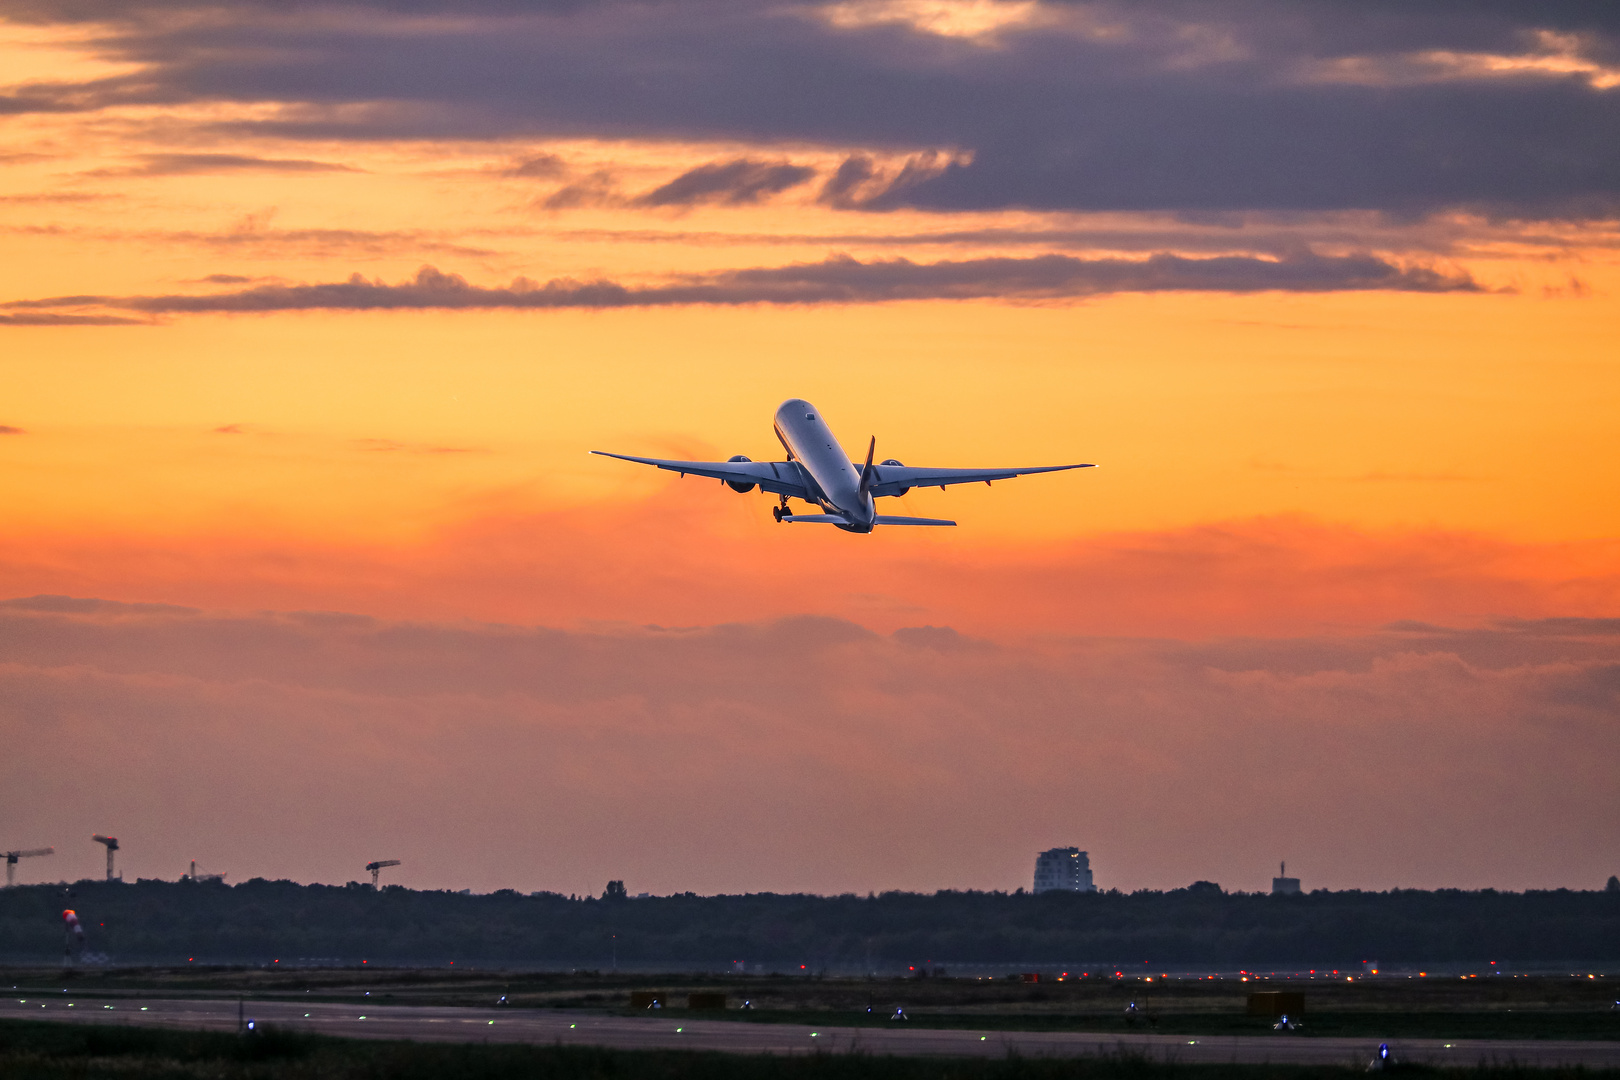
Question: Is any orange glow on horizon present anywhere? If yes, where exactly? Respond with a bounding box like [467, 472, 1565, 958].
[2, 11, 1618, 897]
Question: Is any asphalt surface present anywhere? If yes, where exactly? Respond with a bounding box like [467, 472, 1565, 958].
[4, 996, 1620, 1067]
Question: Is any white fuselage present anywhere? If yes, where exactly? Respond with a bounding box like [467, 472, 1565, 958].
[773, 398, 874, 530]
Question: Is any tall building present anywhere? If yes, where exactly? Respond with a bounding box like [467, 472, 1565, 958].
[1272, 861, 1301, 895]
[1033, 848, 1095, 893]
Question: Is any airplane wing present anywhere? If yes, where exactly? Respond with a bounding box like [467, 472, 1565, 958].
[866, 462, 1094, 498]
[592, 451, 813, 500]
[783, 513, 956, 526]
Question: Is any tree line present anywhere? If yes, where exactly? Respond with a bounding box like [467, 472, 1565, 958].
[2, 879, 1615, 968]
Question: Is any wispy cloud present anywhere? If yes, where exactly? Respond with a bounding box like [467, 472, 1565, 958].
[0, 224, 499, 260]
[0, 192, 109, 205]
[539, 169, 619, 210]
[633, 159, 817, 207]
[87, 153, 361, 177]
[0, 312, 146, 326]
[0, 251, 1480, 322]
[505, 152, 568, 178]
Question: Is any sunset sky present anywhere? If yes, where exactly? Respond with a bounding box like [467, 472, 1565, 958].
[1, 0, 1617, 899]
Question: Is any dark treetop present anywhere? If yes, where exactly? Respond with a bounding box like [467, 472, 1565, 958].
[4, 880, 1616, 967]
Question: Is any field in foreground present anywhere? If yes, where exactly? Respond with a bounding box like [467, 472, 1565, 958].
[1, 1018, 1617, 1080]
[7, 967, 1617, 1041]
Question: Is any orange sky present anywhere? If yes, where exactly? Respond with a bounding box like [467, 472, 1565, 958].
[1, 4, 1617, 897]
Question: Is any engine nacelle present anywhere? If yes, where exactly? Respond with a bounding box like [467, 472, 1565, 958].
[880, 459, 908, 495]
[725, 454, 756, 492]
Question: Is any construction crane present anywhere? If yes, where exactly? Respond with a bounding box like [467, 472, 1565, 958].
[3, 847, 53, 887]
[92, 835, 120, 881]
[186, 860, 225, 884]
[365, 859, 401, 889]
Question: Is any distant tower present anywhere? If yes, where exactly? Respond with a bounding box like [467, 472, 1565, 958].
[1033, 848, 1095, 893]
[1272, 861, 1301, 895]
[92, 836, 120, 881]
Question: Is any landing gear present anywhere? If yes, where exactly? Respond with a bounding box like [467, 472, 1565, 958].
[772, 505, 790, 522]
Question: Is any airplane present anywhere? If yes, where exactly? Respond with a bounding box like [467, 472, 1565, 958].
[593, 398, 1094, 533]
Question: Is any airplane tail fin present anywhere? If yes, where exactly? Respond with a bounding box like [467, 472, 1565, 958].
[858, 436, 876, 499]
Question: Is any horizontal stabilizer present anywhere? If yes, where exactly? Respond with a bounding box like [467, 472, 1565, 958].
[873, 515, 957, 526]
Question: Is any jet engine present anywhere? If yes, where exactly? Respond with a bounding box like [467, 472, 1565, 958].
[725, 454, 756, 492]
[880, 459, 908, 495]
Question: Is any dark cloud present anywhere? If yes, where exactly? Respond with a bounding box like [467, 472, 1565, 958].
[0, 312, 146, 326]
[1503, 617, 1620, 637]
[833, 153, 957, 212]
[93, 153, 359, 176]
[506, 153, 567, 178]
[818, 155, 879, 209]
[0, 192, 109, 204]
[0, 251, 1479, 320]
[0, 425, 24, 434]
[0, 88, 84, 115]
[4, 1, 1617, 216]
[540, 211, 1594, 258]
[891, 625, 986, 653]
[634, 159, 816, 207]
[539, 169, 618, 209]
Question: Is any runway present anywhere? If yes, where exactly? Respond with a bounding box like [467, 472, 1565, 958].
[3, 996, 1619, 1068]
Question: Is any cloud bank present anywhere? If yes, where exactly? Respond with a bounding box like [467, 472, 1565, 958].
[1, 251, 1479, 321]
[3, 505, 1614, 643]
[93, 152, 359, 176]
[4, 0, 1618, 216]
[0, 595, 1614, 895]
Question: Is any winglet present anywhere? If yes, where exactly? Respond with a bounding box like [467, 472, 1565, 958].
[858, 436, 876, 499]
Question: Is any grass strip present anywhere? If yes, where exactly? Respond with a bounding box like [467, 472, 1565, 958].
[2, 1017, 1619, 1080]
[689, 1010, 1620, 1041]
